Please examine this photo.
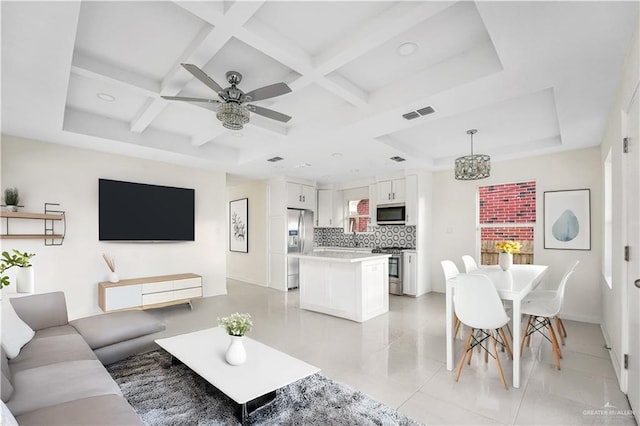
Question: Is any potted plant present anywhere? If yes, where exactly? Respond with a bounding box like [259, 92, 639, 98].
[218, 312, 253, 365]
[0, 249, 36, 291]
[4, 188, 19, 212]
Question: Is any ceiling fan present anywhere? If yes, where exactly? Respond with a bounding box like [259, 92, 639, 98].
[162, 63, 292, 130]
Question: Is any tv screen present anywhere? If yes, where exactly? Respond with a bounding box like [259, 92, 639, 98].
[99, 179, 195, 241]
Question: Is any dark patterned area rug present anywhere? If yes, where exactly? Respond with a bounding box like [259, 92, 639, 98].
[106, 349, 422, 425]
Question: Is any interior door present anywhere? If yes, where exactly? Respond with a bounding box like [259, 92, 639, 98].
[625, 87, 639, 421]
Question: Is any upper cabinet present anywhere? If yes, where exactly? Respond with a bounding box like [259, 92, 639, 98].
[405, 175, 418, 226]
[287, 182, 316, 210]
[377, 178, 406, 205]
[316, 189, 344, 228]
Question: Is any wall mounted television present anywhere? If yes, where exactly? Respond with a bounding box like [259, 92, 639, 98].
[99, 179, 195, 241]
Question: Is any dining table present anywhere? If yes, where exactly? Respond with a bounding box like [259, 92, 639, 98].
[445, 264, 549, 388]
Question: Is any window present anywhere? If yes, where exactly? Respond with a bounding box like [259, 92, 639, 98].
[343, 187, 371, 234]
[479, 181, 536, 265]
[347, 199, 370, 233]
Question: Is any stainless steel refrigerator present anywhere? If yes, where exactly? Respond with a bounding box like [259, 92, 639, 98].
[287, 208, 314, 290]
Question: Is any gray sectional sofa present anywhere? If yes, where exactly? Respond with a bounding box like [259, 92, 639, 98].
[1, 292, 165, 425]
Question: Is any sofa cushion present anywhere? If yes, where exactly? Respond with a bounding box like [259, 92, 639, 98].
[1, 300, 35, 359]
[15, 395, 142, 426]
[70, 310, 164, 350]
[9, 292, 68, 331]
[33, 324, 77, 339]
[1, 372, 13, 403]
[9, 334, 97, 374]
[1, 347, 10, 380]
[7, 360, 122, 417]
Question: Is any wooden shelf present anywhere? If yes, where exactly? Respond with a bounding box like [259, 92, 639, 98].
[0, 234, 64, 239]
[1, 204, 66, 244]
[0, 211, 64, 220]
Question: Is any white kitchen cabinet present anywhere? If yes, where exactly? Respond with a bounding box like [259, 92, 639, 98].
[377, 179, 405, 204]
[287, 182, 316, 210]
[403, 251, 417, 296]
[316, 189, 344, 227]
[405, 174, 418, 226]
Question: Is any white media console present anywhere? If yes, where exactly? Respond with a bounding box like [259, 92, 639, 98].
[98, 273, 202, 312]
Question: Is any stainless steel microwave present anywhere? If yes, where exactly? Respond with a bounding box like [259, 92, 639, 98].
[376, 204, 406, 225]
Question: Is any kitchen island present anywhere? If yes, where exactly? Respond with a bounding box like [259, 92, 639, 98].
[288, 251, 390, 322]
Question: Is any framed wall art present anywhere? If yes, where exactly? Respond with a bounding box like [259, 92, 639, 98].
[229, 198, 248, 253]
[544, 189, 591, 250]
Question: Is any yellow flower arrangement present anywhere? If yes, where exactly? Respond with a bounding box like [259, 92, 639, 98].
[496, 240, 521, 254]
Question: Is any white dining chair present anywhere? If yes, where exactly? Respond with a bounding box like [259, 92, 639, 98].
[520, 260, 579, 370]
[454, 273, 513, 389]
[461, 255, 479, 273]
[441, 260, 462, 338]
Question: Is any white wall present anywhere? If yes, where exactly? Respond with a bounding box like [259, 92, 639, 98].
[226, 180, 268, 286]
[600, 19, 639, 381]
[430, 147, 603, 323]
[1, 135, 227, 319]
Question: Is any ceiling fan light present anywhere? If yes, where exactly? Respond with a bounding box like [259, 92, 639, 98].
[217, 103, 249, 130]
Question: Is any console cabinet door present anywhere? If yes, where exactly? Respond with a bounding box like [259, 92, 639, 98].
[105, 285, 142, 311]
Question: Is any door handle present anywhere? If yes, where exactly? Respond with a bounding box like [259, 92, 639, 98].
[635, 279, 640, 288]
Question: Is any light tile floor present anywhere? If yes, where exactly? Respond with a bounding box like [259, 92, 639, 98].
[147, 280, 637, 426]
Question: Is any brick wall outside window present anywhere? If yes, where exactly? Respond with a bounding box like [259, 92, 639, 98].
[479, 181, 536, 265]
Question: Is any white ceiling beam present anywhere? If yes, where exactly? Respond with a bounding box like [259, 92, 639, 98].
[130, 98, 167, 133]
[315, 2, 456, 75]
[71, 52, 159, 97]
[191, 127, 227, 147]
[317, 73, 368, 107]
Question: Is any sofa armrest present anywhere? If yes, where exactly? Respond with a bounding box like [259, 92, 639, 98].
[9, 292, 69, 331]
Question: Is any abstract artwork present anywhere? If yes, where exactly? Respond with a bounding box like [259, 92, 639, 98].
[229, 198, 248, 253]
[544, 189, 591, 250]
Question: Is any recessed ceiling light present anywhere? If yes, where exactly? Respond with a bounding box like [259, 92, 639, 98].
[96, 93, 115, 102]
[397, 42, 418, 56]
[331, 152, 343, 158]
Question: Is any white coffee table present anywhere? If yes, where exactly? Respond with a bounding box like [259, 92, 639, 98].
[155, 327, 319, 423]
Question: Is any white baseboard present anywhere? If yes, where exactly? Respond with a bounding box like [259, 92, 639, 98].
[226, 276, 268, 287]
[558, 312, 600, 324]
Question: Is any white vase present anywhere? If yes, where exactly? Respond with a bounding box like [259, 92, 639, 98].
[498, 252, 513, 271]
[225, 335, 247, 366]
[16, 266, 34, 293]
[108, 271, 119, 283]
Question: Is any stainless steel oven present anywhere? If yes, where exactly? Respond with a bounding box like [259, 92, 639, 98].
[372, 247, 404, 295]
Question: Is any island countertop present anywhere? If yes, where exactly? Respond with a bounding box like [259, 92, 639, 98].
[288, 251, 390, 263]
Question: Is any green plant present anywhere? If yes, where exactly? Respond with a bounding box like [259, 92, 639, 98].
[0, 249, 35, 288]
[4, 188, 19, 206]
[218, 312, 253, 336]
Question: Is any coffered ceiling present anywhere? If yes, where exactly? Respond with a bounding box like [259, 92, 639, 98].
[1, 1, 637, 184]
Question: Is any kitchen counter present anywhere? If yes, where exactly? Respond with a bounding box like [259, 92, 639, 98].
[289, 251, 389, 263]
[290, 251, 389, 322]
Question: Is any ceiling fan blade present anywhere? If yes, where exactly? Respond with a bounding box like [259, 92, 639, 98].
[244, 82, 291, 102]
[161, 96, 221, 104]
[181, 63, 223, 93]
[247, 104, 292, 123]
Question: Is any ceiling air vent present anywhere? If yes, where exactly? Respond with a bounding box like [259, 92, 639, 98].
[390, 156, 406, 162]
[417, 106, 435, 116]
[402, 106, 435, 120]
[267, 156, 284, 162]
[402, 111, 420, 120]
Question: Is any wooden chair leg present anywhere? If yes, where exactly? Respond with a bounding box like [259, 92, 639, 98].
[499, 327, 513, 359]
[555, 317, 565, 346]
[454, 315, 461, 339]
[557, 316, 568, 338]
[484, 331, 489, 363]
[520, 315, 533, 354]
[456, 328, 474, 382]
[506, 323, 513, 340]
[547, 319, 562, 370]
[491, 331, 509, 390]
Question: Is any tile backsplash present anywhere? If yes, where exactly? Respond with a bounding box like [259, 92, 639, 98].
[314, 226, 416, 248]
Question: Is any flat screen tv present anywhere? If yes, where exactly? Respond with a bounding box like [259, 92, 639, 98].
[99, 179, 195, 241]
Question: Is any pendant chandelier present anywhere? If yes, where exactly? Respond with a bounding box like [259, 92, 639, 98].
[455, 129, 490, 180]
[216, 103, 250, 130]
